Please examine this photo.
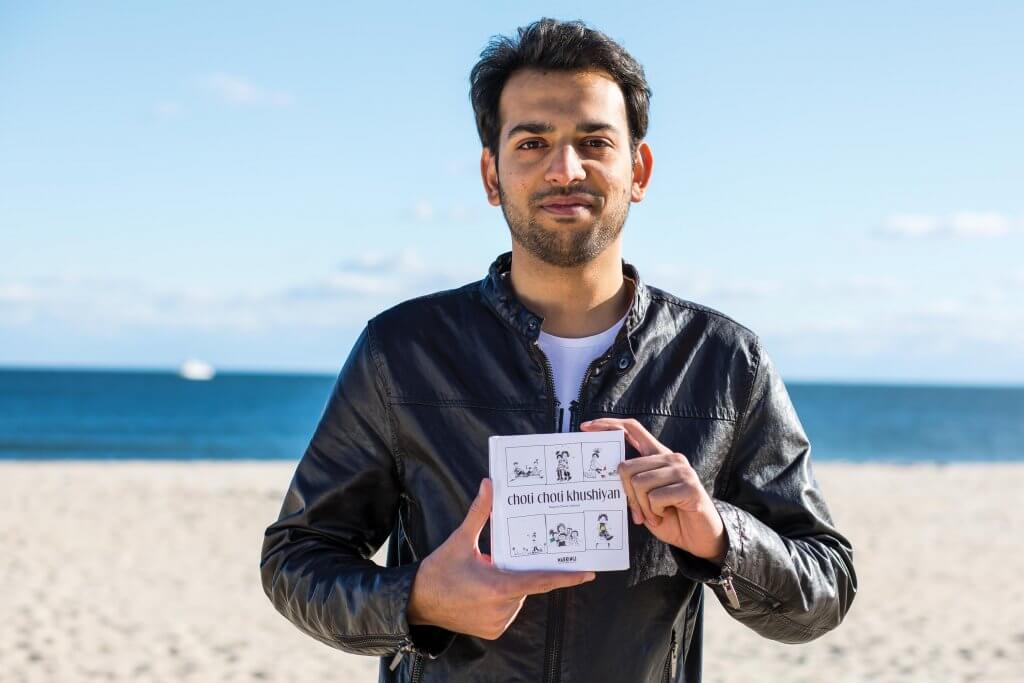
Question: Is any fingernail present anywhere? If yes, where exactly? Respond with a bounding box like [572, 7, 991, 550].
[580, 420, 591, 427]
[478, 480, 485, 495]
[585, 572, 596, 581]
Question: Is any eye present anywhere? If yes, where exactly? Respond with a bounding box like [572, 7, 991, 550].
[583, 138, 611, 148]
[517, 139, 545, 150]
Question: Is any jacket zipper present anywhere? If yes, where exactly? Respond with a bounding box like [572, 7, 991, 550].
[533, 337, 619, 683]
[387, 636, 419, 671]
[662, 628, 677, 682]
[387, 637, 426, 680]
[708, 565, 778, 610]
[410, 651, 424, 683]
[531, 340, 563, 683]
[533, 341, 559, 432]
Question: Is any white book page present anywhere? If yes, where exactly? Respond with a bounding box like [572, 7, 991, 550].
[489, 430, 629, 572]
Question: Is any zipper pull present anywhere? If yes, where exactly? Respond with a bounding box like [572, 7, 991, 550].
[721, 574, 741, 610]
[709, 567, 741, 610]
[388, 638, 415, 671]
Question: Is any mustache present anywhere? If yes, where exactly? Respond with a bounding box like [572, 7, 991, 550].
[530, 187, 602, 204]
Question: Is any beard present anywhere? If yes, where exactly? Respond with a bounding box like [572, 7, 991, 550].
[497, 180, 630, 268]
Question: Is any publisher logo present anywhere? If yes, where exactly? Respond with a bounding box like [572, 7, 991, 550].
[557, 556, 577, 563]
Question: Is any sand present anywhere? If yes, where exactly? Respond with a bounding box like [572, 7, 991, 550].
[1, 461, 1021, 682]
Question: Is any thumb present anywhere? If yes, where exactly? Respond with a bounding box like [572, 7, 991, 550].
[458, 478, 493, 547]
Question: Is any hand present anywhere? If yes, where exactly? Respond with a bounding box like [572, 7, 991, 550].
[407, 478, 596, 640]
[580, 418, 727, 564]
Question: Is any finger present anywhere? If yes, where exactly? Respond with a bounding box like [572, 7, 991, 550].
[617, 455, 673, 524]
[631, 467, 693, 523]
[648, 482, 703, 516]
[617, 460, 643, 524]
[459, 478, 493, 548]
[506, 570, 596, 596]
[580, 419, 642, 453]
[581, 418, 670, 457]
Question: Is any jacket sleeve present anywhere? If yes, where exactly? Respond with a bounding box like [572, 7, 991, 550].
[259, 322, 424, 657]
[676, 338, 858, 643]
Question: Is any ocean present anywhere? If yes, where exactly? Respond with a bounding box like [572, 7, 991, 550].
[1, 368, 1021, 463]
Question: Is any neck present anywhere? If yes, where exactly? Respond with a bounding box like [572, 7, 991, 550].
[508, 240, 634, 338]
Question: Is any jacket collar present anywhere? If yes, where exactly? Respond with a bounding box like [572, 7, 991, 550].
[479, 250, 652, 344]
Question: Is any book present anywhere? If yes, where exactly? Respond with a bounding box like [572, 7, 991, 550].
[488, 430, 630, 572]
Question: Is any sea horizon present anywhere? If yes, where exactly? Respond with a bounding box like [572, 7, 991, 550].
[2, 363, 1022, 390]
[2, 366, 1022, 463]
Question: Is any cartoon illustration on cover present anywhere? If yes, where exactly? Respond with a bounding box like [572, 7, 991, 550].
[555, 450, 573, 481]
[544, 443, 582, 484]
[585, 510, 624, 550]
[510, 458, 544, 483]
[596, 514, 614, 545]
[546, 513, 585, 553]
[506, 445, 546, 486]
[583, 442, 622, 480]
[507, 515, 547, 557]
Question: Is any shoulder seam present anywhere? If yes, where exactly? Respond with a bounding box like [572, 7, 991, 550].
[716, 337, 764, 499]
[647, 291, 758, 338]
[364, 319, 405, 480]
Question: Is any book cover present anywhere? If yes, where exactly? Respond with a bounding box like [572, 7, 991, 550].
[488, 430, 630, 572]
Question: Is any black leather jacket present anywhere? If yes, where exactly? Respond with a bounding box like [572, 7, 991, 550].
[260, 251, 857, 682]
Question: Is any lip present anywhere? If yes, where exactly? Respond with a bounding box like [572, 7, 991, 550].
[540, 203, 592, 216]
[538, 194, 596, 216]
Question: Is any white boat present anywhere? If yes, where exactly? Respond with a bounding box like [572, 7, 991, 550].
[179, 359, 216, 381]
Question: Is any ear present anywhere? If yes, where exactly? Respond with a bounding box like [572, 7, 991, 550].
[630, 141, 654, 203]
[481, 147, 501, 206]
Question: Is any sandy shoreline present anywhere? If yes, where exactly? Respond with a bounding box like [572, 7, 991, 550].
[2, 461, 1022, 682]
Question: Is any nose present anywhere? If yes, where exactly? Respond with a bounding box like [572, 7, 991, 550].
[544, 143, 586, 186]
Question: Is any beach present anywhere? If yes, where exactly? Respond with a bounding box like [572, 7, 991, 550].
[2, 461, 1021, 682]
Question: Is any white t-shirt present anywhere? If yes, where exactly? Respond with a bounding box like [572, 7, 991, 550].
[537, 312, 627, 432]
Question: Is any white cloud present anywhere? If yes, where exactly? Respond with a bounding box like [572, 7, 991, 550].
[5, 255, 1024, 378]
[283, 249, 472, 301]
[198, 73, 294, 107]
[407, 200, 480, 224]
[948, 211, 1012, 238]
[645, 266, 783, 302]
[153, 100, 184, 120]
[880, 211, 1017, 239]
[0, 250, 473, 334]
[0, 283, 38, 304]
[412, 201, 435, 222]
[883, 213, 940, 238]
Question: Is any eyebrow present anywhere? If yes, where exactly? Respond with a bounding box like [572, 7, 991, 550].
[505, 120, 618, 139]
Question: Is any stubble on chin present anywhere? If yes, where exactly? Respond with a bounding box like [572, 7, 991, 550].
[497, 184, 629, 268]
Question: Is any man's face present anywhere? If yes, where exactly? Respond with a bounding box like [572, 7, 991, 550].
[481, 68, 652, 268]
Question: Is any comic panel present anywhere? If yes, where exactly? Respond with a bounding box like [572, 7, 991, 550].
[545, 512, 586, 554]
[585, 510, 624, 550]
[507, 514, 547, 557]
[582, 440, 623, 481]
[506, 445, 546, 487]
[544, 442, 583, 485]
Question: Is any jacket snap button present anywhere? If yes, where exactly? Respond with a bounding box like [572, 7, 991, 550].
[617, 356, 630, 370]
[527, 319, 538, 330]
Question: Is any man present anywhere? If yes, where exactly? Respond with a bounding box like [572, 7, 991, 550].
[260, 18, 857, 683]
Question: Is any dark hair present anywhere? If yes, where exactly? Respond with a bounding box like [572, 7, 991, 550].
[469, 18, 651, 156]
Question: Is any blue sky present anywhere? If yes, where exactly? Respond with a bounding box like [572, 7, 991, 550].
[1, 2, 1022, 384]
